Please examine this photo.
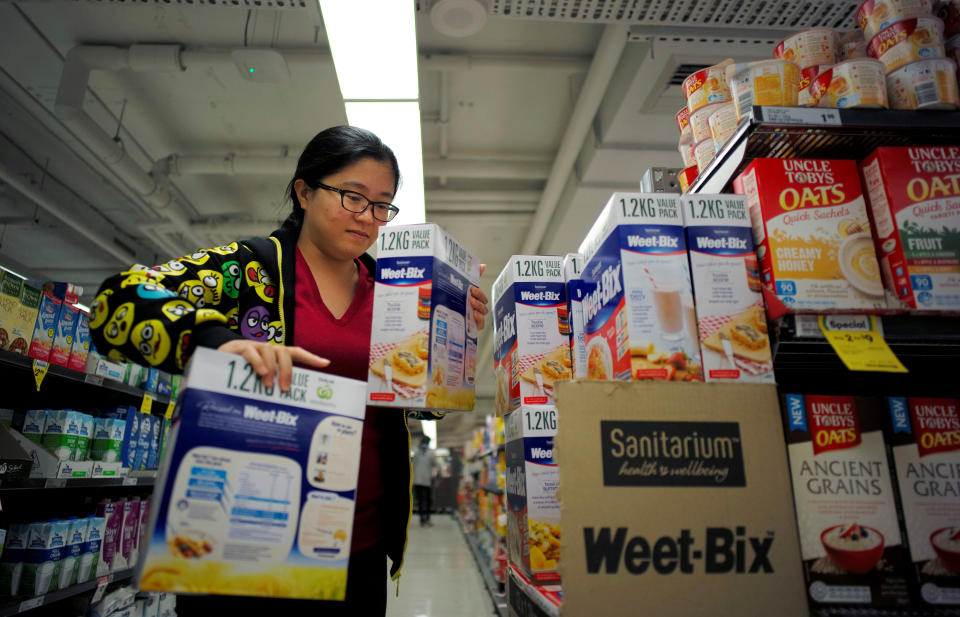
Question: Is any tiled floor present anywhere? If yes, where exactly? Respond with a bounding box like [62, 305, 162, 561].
[386, 515, 498, 617]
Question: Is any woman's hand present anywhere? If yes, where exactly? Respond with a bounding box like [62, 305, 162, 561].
[217, 340, 330, 391]
[469, 263, 490, 331]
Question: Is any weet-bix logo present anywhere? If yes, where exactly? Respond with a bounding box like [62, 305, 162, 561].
[889, 398, 911, 435]
[786, 395, 807, 432]
[530, 447, 554, 460]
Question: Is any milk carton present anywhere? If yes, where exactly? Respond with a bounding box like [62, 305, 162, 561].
[42, 410, 80, 461]
[861, 146, 960, 310]
[68, 311, 90, 372]
[783, 394, 910, 608]
[492, 256, 569, 416]
[74, 414, 93, 462]
[735, 158, 887, 311]
[578, 193, 703, 382]
[885, 396, 960, 605]
[20, 520, 70, 596]
[505, 405, 560, 585]
[95, 501, 123, 575]
[121, 408, 140, 470]
[562, 254, 588, 380]
[76, 517, 105, 583]
[0, 524, 28, 595]
[27, 290, 61, 361]
[118, 499, 141, 570]
[368, 223, 481, 411]
[682, 194, 774, 383]
[22, 409, 46, 444]
[91, 418, 125, 462]
[49, 304, 78, 367]
[58, 518, 87, 589]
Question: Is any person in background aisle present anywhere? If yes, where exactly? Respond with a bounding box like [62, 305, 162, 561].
[88, 126, 489, 617]
[412, 435, 437, 527]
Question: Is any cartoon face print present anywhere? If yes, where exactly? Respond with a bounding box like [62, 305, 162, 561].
[153, 260, 188, 276]
[225, 306, 239, 330]
[137, 283, 176, 300]
[265, 320, 284, 345]
[90, 290, 113, 329]
[195, 308, 227, 326]
[181, 250, 210, 267]
[104, 302, 135, 346]
[176, 330, 192, 371]
[198, 270, 223, 305]
[221, 261, 241, 299]
[120, 271, 164, 289]
[177, 280, 210, 308]
[240, 306, 271, 340]
[131, 319, 171, 366]
[245, 261, 276, 304]
[207, 243, 239, 256]
[161, 299, 193, 322]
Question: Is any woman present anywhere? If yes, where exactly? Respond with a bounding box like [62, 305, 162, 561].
[89, 126, 489, 615]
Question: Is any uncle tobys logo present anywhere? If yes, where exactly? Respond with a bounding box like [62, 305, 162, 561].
[807, 395, 861, 455]
[910, 398, 960, 458]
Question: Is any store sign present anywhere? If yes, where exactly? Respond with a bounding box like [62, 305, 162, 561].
[555, 381, 806, 617]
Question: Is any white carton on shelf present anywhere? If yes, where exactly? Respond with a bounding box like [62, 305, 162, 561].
[76, 516, 105, 584]
[681, 194, 774, 383]
[20, 520, 70, 596]
[57, 518, 87, 589]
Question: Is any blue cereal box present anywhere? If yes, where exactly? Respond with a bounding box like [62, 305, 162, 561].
[367, 223, 480, 411]
[562, 254, 587, 380]
[137, 347, 367, 600]
[578, 193, 703, 382]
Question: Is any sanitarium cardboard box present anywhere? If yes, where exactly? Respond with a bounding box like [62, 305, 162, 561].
[554, 381, 806, 617]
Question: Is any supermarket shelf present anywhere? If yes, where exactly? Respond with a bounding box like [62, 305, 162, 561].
[0, 349, 170, 409]
[470, 444, 505, 462]
[479, 483, 503, 495]
[0, 473, 156, 491]
[507, 566, 560, 617]
[689, 107, 960, 194]
[0, 567, 135, 616]
[456, 514, 507, 617]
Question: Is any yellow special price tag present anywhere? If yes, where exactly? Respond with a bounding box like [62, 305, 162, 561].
[140, 393, 154, 415]
[818, 315, 908, 373]
[165, 400, 175, 419]
[32, 360, 49, 391]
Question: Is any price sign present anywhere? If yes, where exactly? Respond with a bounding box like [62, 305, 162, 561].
[140, 393, 154, 415]
[33, 360, 50, 391]
[818, 315, 907, 373]
[84, 374, 104, 386]
[122, 476, 138, 486]
[165, 400, 176, 419]
[90, 575, 110, 604]
[18, 597, 44, 612]
[44, 478, 67, 488]
[761, 107, 841, 126]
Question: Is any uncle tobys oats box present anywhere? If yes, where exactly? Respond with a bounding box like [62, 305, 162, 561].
[736, 159, 888, 311]
[861, 146, 960, 310]
[578, 193, 703, 382]
[783, 393, 911, 608]
[368, 223, 480, 412]
[885, 396, 960, 605]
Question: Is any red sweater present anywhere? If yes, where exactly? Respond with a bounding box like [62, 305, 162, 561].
[293, 247, 384, 553]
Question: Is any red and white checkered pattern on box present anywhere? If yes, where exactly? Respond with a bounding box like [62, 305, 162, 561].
[695, 303, 772, 376]
[368, 330, 428, 399]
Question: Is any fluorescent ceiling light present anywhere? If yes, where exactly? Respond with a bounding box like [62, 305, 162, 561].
[346, 101, 425, 226]
[318, 0, 420, 100]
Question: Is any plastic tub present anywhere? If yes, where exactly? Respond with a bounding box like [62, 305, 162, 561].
[675, 106, 690, 134]
[678, 166, 698, 194]
[798, 65, 832, 106]
[868, 17, 946, 74]
[683, 59, 733, 114]
[708, 104, 738, 153]
[694, 138, 716, 172]
[678, 132, 696, 168]
[839, 30, 868, 59]
[940, 0, 960, 36]
[856, 0, 934, 41]
[726, 59, 801, 119]
[810, 58, 889, 108]
[690, 102, 723, 143]
[886, 57, 960, 108]
[774, 28, 840, 68]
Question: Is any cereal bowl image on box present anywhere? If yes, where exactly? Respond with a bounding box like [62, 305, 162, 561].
[931, 528, 960, 573]
[821, 524, 886, 574]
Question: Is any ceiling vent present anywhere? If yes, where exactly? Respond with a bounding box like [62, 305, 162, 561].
[430, 0, 491, 37]
[669, 63, 710, 86]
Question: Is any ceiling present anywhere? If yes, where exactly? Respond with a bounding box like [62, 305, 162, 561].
[0, 0, 859, 446]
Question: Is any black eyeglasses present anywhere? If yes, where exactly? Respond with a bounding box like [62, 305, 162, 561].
[316, 182, 400, 222]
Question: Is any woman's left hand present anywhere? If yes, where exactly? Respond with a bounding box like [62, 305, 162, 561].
[469, 264, 490, 330]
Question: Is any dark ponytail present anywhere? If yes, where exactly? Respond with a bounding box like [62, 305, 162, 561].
[282, 126, 401, 232]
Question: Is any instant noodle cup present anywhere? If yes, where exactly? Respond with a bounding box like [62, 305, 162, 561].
[810, 58, 888, 107]
[798, 65, 831, 105]
[708, 103, 738, 153]
[868, 17, 946, 74]
[675, 106, 690, 133]
[689, 102, 721, 143]
[683, 59, 733, 114]
[678, 131, 696, 168]
[856, 0, 934, 41]
[839, 30, 868, 59]
[886, 57, 960, 108]
[940, 0, 960, 36]
[694, 138, 716, 172]
[727, 59, 801, 119]
[775, 28, 840, 68]
[677, 165, 698, 193]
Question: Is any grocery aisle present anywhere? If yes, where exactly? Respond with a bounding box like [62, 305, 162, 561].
[386, 515, 496, 617]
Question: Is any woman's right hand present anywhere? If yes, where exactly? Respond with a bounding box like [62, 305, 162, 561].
[217, 340, 330, 391]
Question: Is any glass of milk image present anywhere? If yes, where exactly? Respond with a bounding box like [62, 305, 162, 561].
[653, 279, 684, 341]
[682, 294, 699, 345]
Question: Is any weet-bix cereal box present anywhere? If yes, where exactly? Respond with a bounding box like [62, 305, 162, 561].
[578, 193, 703, 382]
[885, 396, 960, 605]
[562, 254, 587, 380]
[682, 194, 774, 383]
[137, 347, 367, 600]
[861, 146, 960, 310]
[368, 223, 480, 411]
[492, 257, 569, 416]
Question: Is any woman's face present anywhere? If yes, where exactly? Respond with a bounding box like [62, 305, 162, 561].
[298, 157, 395, 261]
